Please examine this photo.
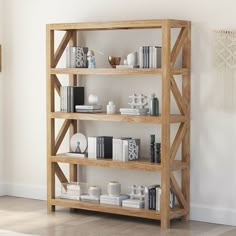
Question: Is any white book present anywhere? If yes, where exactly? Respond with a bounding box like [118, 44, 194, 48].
[120, 108, 148, 113]
[88, 137, 95, 159]
[149, 46, 153, 68]
[120, 112, 147, 116]
[122, 140, 129, 162]
[80, 195, 100, 202]
[122, 199, 144, 208]
[156, 187, 161, 211]
[112, 138, 118, 161]
[139, 46, 143, 68]
[75, 105, 102, 110]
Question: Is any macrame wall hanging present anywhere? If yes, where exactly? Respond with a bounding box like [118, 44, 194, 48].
[213, 30, 236, 111]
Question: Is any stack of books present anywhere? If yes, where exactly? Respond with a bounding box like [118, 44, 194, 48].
[100, 195, 129, 206]
[139, 46, 161, 68]
[120, 108, 148, 116]
[60, 86, 84, 112]
[88, 136, 113, 159]
[75, 105, 103, 113]
[80, 195, 100, 202]
[113, 138, 140, 161]
[122, 199, 144, 209]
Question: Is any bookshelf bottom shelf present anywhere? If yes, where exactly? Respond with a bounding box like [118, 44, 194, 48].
[50, 198, 186, 221]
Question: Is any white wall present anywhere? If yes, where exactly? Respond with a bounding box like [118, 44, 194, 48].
[2, 0, 236, 225]
[0, 0, 5, 195]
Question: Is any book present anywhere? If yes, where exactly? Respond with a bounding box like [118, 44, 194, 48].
[75, 109, 103, 113]
[122, 199, 144, 208]
[80, 195, 100, 202]
[100, 194, 129, 206]
[75, 105, 102, 110]
[60, 86, 84, 112]
[120, 108, 148, 113]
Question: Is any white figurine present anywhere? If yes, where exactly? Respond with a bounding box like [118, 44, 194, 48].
[87, 50, 96, 68]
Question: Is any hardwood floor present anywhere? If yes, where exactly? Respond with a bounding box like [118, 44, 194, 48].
[0, 196, 235, 236]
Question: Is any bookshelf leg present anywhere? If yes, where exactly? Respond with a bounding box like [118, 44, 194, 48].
[161, 219, 170, 229]
[47, 203, 55, 212]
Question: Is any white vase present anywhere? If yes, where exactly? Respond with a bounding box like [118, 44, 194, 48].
[106, 101, 116, 114]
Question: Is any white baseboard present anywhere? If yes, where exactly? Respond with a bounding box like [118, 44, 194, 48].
[0, 183, 6, 196]
[1, 184, 236, 226]
[4, 183, 47, 200]
[3, 183, 61, 201]
[190, 204, 236, 226]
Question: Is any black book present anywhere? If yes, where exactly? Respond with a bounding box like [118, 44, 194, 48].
[103, 136, 113, 159]
[70, 86, 84, 112]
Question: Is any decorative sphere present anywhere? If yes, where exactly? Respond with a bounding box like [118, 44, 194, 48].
[88, 94, 99, 105]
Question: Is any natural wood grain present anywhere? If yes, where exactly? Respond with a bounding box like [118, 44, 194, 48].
[52, 156, 162, 171]
[52, 198, 161, 220]
[55, 120, 71, 154]
[46, 19, 191, 228]
[50, 112, 186, 124]
[50, 68, 189, 75]
[54, 31, 72, 67]
[171, 76, 187, 115]
[51, 156, 188, 172]
[161, 20, 171, 229]
[170, 122, 187, 162]
[171, 27, 188, 67]
[68, 31, 78, 183]
[170, 173, 187, 211]
[51, 68, 162, 75]
[54, 162, 69, 185]
[47, 19, 189, 31]
[46, 27, 56, 212]
[182, 22, 191, 221]
[53, 75, 61, 96]
[169, 208, 187, 219]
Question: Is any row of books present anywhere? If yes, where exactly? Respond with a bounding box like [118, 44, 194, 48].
[113, 138, 140, 161]
[61, 186, 176, 210]
[139, 46, 161, 68]
[144, 185, 175, 211]
[88, 136, 113, 159]
[87, 136, 140, 161]
[60, 86, 84, 112]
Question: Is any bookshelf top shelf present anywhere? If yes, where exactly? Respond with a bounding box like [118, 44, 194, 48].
[47, 19, 190, 31]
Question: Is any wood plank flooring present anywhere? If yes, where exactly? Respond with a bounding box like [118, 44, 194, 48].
[0, 196, 235, 236]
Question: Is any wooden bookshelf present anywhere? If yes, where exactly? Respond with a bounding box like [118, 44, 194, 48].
[46, 19, 191, 229]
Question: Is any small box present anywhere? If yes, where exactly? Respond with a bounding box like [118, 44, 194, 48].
[61, 182, 88, 200]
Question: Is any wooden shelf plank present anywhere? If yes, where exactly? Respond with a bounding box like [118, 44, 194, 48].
[51, 198, 161, 220]
[51, 155, 188, 172]
[51, 156, 162, 171]
[51, 68, 162, 75]
[50, 68, 188, 75]
[47, 19, 190, 31]
[50, 112, 186, 124]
